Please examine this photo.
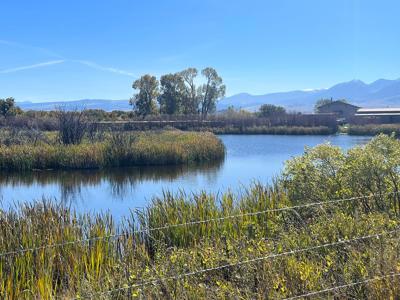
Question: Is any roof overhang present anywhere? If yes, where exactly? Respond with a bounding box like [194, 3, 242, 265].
[356, 108, 400, 116]
[355, 113, 400, 116]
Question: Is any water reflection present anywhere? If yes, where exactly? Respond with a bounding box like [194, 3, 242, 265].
[0, 160, 223, 204]
[0, 135, 371, 218]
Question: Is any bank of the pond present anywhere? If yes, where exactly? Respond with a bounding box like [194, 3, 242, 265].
[191, 125, 337, 135]
[0, 134, 370, 213]
[0, 131, 225, 171]
[348, 124, 400, 137]
[1, 135, 400, 299]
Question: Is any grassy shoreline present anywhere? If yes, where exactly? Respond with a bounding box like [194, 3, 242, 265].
[2, 194, 398, 299]
[0, 130, 225, 171]
[1, 135, 400, 299]
[348, 124, 400, 137]
[208, 125, 336, 135]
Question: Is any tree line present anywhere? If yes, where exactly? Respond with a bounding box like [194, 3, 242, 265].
[129, 67, 226, 117]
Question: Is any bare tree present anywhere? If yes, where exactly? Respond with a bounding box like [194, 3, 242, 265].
[57, 108, 88, 145]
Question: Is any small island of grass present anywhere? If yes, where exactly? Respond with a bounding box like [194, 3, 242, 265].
[0, 129, 225, 171]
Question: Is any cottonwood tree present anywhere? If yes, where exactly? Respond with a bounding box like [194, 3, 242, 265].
[130, 75, 159, 116]
[179, 68, 200, 114]
[199, 68, 226, 117]
[158, 73, 186, 115]
[259, 104, 286, 117]
[129, 68, 226, 116]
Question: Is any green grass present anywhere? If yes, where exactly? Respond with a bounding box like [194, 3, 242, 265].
[0, 135, 399, 299]
[0, 188, 399, 299]
[0, 130, 225, 171]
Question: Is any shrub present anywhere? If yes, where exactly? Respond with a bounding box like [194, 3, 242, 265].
[283, 134, 400, 210]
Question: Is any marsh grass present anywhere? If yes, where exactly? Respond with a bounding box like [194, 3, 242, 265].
[0, 130, 225, 171]
[348, 124, 400, 137]
[208, 125, 336, 135]
[0, 187, 399, 299]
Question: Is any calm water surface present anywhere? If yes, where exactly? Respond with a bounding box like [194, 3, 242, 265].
[0, 135, 371, 218]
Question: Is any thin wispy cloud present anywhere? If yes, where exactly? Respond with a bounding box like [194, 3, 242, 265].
[0, 39, 64, 59]
[1, 39, 135, 77]
[74, 60, 135, 77]
[0, 60, 65, 74]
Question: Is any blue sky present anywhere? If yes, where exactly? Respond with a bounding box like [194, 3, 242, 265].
[0, 0, 399, 102]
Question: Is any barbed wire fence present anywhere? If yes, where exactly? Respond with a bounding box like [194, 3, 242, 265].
[0, 192, 396, 258]
[1, 191, 399, 299]
[76, 228, 400, 299]
[282, 272, 400, 300]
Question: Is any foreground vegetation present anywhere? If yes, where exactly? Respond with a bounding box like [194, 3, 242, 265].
[1, 135, 400, 299]
[0, 130, 225, 171]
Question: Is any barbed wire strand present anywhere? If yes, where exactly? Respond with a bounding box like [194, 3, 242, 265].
[283, 272, 400, 300]
[0, 192, 396, 258]
[78, 227, 400, 299]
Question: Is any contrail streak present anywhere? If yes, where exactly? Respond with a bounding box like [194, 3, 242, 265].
[0, 60, 65, 74]
[74, 60, 135, 77]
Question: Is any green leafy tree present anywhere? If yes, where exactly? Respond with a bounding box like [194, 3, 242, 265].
[258, 104, 286, 117]
[199, 67, 226, 117]
[179, 68, 199, 114]
[0, 97, 21, 117]
[130, 75, 159, 116]
[158, 73, 186, 115]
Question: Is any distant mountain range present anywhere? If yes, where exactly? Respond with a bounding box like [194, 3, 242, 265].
[17, 78, 400, 112]
[218, 78, 400, 112]
[18, 99, 131, 112]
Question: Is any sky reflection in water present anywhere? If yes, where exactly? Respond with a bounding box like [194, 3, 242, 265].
[0, 135, 371, 219]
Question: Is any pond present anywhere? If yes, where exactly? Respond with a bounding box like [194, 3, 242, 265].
[0, 134, 371, 218]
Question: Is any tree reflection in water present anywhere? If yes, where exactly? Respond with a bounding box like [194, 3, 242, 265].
[0, 160, 223, 204]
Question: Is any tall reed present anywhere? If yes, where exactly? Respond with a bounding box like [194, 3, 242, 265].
[0, 189, 399, 299]
[0, 130, 225, 171]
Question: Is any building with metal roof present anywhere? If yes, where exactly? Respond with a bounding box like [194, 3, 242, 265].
[356, 108, 400, 116]
[317, 100, 360, 121]
[354, 107, 400, 124]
